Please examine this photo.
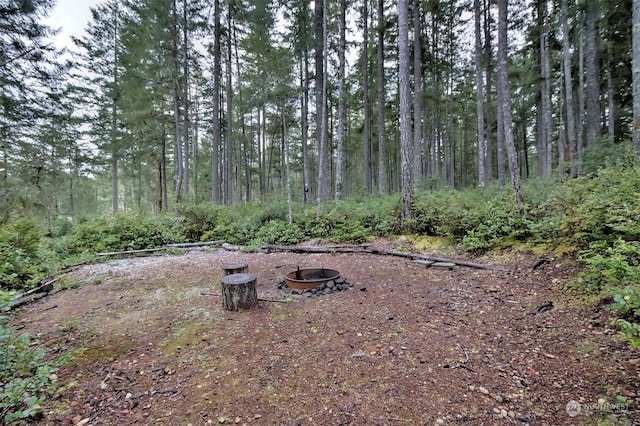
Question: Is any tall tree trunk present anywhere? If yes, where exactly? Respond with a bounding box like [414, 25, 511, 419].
[562, 0, 578, 176]
[283, 104, 293, 224]
[398, 0, 412, 222]
[483, 0, 493, 181]
[634, 0, 640, 159]
[585, 0, 601, 147]
[335, 0, 346, 200]
[110, 3, 119, 214]
[212, 0, 221, 204]
[225, 8, 233, 204]
[496, 65, 505, 186]
[606, 44, 615, 144]
[377, 0, 387, 194]
[497, 0, 524, 215]
[412, 0, 423, 190]
[172, 0, 183, 206]
[474, 0, 486, 187]
[301, 0, 311, 204]
[182, 0, 189, 197]
[363, 0, 373, 194]
[541, 1, 553, 177]
[316, 0, 329, 215]
[577, 11, 585, 171]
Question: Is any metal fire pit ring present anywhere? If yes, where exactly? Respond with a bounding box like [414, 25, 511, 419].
[284, 268, 341, 290]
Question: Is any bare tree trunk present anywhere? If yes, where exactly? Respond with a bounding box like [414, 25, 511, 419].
[316, 0, 329, 215]
[282, 105, 293, 224]
[497, 0, 524, 215]
[562, 0, 578, 176]
[211, 0, 221, 204]
[483, 0, 493, 182]
[225, 7, 233, 204]
[496, 68, 505, 186]
[300, 0, 311, 204]
[537, 0, 553, 178]
[585, 0, 601, 147]
[577, 11, 585, 171]
[634, 0, 640, 159]
[412, 0, 423, 190]
[171, 0, 183, 206]
[606, 44, 615, 144]
[182, 0, 189, 197]
[474, 0, 486, 187]
[363, 0, 372, 194]
[398, 0, 412, 222]
[335, 0, 346, 200]
[377, 0, 387, 194]
[110, 3, 119, 214]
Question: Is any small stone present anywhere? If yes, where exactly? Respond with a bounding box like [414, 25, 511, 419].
[598, 398, 606, 406]
[327, 281, 335, 288]
[125, 392, 133, 401]
[479, 386, 490, 395]
[235, 417, 241, 424]
[72, 415, 82, 425]
[500, 409, 508, 418]
[218, 417, 226, 424]
[495, 395, 504, 403]
[435, 419, 445, 425]
[254, 414, 262, 419]
[49, 373, 58, 381]
[76, 419, 90, 426]
[508, 411, 516, 418]
[630, 358, 640, 366]
[493, 407, 501, 414]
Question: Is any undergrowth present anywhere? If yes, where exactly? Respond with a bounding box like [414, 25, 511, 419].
[1, 164, 640, 347]
[0, 298, 75, 423]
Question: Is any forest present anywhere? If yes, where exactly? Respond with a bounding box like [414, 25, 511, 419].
[1, 0, 640, 423]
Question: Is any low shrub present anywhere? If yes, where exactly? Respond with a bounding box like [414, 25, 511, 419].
[0, 300, 75, 423]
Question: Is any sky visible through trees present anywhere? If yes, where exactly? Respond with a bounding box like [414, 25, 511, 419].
[0, 0, 637, 223]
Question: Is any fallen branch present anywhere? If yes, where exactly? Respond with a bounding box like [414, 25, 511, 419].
[250, 243, 509, 272]
[165, 240, 225, 248]
[365, 246, 510, 272]
[96, 248, 166, 257]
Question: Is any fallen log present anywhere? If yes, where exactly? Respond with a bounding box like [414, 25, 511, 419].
[248, 243, 509, 272]
[165, 240, 225, 248]
[365, 246, 510, 272]
[96, 247, 166, 257]
[260, 244, 368, 254]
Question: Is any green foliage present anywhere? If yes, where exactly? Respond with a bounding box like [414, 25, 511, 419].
[611, 287, 640, 349]
[580, 240, 640, 291]
[67, 213, 185, 253]
[251, 220, 305, 246]
[411, 186, 535, 252]
[0, 219, 58, 290]
[0, 306, 74, 423]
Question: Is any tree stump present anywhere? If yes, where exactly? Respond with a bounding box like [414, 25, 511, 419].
[220, 273, 258, 311]
[223, 263, 248, 275]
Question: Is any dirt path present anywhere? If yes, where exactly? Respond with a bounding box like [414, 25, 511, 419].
[10, 246, 639, 425]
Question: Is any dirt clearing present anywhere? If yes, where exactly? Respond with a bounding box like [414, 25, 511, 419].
[10, 244, 639, 425]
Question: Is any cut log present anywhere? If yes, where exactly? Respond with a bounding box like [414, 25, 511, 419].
[223, 263, 249, 275]
[220, 273, 258, 311]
